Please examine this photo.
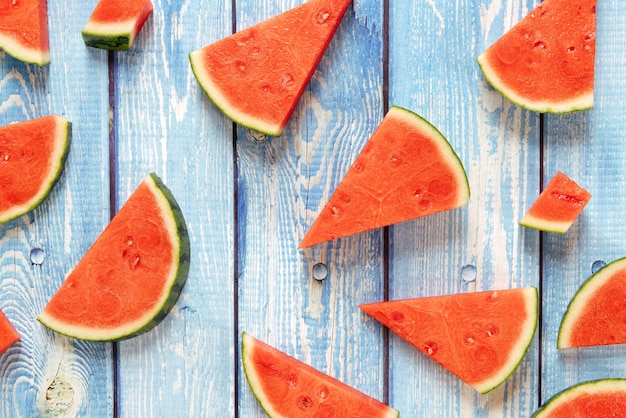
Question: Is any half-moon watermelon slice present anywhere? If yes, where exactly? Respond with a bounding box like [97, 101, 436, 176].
[82, 0, 154, 50]
[241, 332, 399, 417]
[299, 106, 470, 248]
[477, 0, 596, 113]
[558, 257, 626, 349]
[360, 288, 538, 394]
[520, 171, 591, 234]
[0, 115, 71, 224]
[38, 173, 190, 342]
[189, 0, 352, 137]
[531, 379, 626, 417]
[0, 0, 50, 65]
[0, 309, 20, 355]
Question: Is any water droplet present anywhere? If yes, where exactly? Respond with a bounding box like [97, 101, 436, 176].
[312, 263, 328, 281]
[389, 154, 401, 167]
[460, 264, 476, 282]
[45, 378, 74, 412]
[592, 260, 606, 274]
[316, 10, 330, 24]
[413, 188, 423, 198]
[30, 248, 45, 265]
[287, 374, 297, 389]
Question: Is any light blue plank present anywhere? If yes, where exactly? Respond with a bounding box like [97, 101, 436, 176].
[0, 0, 112, 416]
[235, 0, 389, 416]
[112, 0, 236, 416]
[541, 0, 626, 404]
[385, 1, 541, 416]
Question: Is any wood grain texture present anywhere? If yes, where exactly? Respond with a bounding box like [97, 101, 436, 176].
[0, 0, 112, 416]
[386, 1, 541, 416]
[541, 0, 626, 404]
[113, 0, 236, 416]
[234, 0, 388, 416]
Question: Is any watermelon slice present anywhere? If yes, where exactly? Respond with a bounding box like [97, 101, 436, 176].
[0, 116, 71, 224]
[360, 288, 538, 394]
[558, 257, 626, 349]
[189, 0, 352, 137]
[82, 0, 154, 50]
[477, 0, 596, 113]
[241, 332, 399, 417]
[531, 379, 626, 417]
[0, 0, 49, 65]
[519, 171, 591, 234]
[0, 309, 20, 355]
[38, 173, 190, 341]
[299, 106, 470, 248]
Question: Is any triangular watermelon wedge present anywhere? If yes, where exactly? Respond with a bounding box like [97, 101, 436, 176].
[38, 173, 190, 341]
[242, 332, 399, 417]
[360, 288, 538, 394]
[477, 0, 596, 113]
[189, 0, 352, 137]
[531, 379, 626, 417]
[299, 106, 470, 248]
[0, 309, 20, 355]
[82, 0, 154, 50]
[0, 0, 50, 65]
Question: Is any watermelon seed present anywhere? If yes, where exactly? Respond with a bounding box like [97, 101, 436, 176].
[424, 341, 438, 355]
[297, 395, 313, 410]
[592, 260, 606, 274]
[318, 385, 329, 399]
[30, 248, 45, 265]
[485, 324, 499, 337]
[312, 263, 328, 281]
[247, 130, 267, 142]
[533, 41, 546, 50]
[464, 335, 475, 346]
[567, 46, 576, 53]
[460, 264, 476, 282]
[316, 11, 330, 24]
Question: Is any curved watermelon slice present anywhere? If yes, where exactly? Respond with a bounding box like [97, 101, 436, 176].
[520, 171, 591, 234]
[477, 0, 596, 113]
[0, 116, 71, 224]
[242, 332, 399, 417]
[189, 0, 352, 137]
[0, 0, 49, 65]
[82, 0, 154, 50]
[531, 379, 626, 417]
[360, 288, 538, 394]
[299, 106, 470, 248]
[0, 309, 20, 355]
[38, 173, 190, 341]
[558, 257, 626, 349]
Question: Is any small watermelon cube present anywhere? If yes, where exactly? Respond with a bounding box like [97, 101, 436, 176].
[0, 309, 20, 355]
[520, 171, 591, 234]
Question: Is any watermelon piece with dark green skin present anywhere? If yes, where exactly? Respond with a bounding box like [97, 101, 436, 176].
[558, 257, 626, 349]
[360, 288, 538, 394]
[0, 116, 71, 224]
[82, 0, 154, 50]
[0, 0, 50, 65]
[531, 379, 626, 417]
[242, 332, 399, 417]
[299, 106, 470, 248]
[189, 0, 352, 137]
[0, 309, 20, 355]
[520, 171, 591, 234]
[477, 0, 596, 113]
[38, 173, 190, 342]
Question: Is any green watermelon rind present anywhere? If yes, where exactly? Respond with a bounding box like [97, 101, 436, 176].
[518, 214, 572, 234]
[531, 378, 626, 417]
[474, 287, 538, 394]
[0, 116, 71, 224]
[0, 33, 50, 66]
[37, 173, 190, 342]
[188, 50, 283, 137]
[477, 52, 594, 114]
[557, 257, 626, 349]
[82, 21, 138, 51]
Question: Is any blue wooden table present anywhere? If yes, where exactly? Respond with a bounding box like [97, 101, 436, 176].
[1, 0, 625, 416]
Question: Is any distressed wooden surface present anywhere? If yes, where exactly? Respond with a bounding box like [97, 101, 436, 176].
[0, 0, 625, 417]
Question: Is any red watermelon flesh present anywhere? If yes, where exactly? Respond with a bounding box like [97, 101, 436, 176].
[189, 0, 352, 137]
[0, 309, 19, 355]
[477, 0, 596, 113]
[532, 379, 626, 417]
[299, 106, 469, 248]
[520, 171, 591, 234]
[0, 0, 50, 65]
[242, 332, 399, 417]
[360, 288, 538, 393]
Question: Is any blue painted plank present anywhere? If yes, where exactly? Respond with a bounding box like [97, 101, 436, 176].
[234, 0, 389, 416]
[385, 0, 541, 416]
[0, 0, 112, 416]
[112, 0, 236, 416]
[541, 0, 626, 404]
